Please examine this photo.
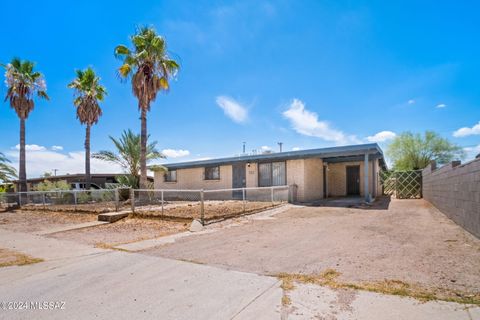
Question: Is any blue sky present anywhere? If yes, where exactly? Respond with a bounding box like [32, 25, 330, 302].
[1, 0, 479, 177]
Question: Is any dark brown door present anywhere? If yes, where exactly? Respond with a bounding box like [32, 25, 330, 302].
[346, 166, 360, 196]
[232, 163, 246, 199]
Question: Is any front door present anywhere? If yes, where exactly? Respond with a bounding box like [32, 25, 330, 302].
[346, 165, 360, 196]
[232, 163, 246, 199]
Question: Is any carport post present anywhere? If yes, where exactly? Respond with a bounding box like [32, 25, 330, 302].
[364, 153, 370, 203]
[271, 187, 274, 204]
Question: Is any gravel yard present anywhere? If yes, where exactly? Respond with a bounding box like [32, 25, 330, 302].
[134, 200, 282, 221]
[0, 210, 97, 233]
[142, 198, 480, 298]
[48, 218, 188, 247]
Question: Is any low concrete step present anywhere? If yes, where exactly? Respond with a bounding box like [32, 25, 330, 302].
[98, 211, 130, 223]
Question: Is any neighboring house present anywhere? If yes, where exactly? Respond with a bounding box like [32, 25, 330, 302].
[155, 143, 386, 202]
[12, 173, 153, 191]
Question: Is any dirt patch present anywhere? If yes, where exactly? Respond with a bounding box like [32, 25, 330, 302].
[142, 199, 480, 297]
[20, 203, 130, 214]
[0, 248, 43, 267]
[48, 218, 188, 247]
[278, 269, 480, 306]
[0, 210, 97, 233]
[134, 200, 282, 221]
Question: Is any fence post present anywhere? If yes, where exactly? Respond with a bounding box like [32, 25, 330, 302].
[161, 190, 164, 217]
[271, 187, 274, 205]
[114, 188, 119, 212]
[130, 188, 135, 213]
[74, 191, 77, 211]
[242, 188, 246, 213]
[42, 192, 46, 210]
[200, 189, 205, 225]
[18, 192, 22, 207]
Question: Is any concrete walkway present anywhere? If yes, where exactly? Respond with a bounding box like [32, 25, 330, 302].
[35, 221, 109, 235]
[0, 229, 478, 319]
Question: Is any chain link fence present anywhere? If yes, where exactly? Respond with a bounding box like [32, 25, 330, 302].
[0, 189, 121, 213]
[131, 186, 290, 224]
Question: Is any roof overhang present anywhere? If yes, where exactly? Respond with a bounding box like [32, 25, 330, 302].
[164, 143, 386, 170]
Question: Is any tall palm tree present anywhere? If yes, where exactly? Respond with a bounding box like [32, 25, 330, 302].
[92, 129, 165, 188]
[114, 26, 179, 188]
[0, 152, 17, 183]
[2, 58, 49, 192]
[68, 67, 107, 189]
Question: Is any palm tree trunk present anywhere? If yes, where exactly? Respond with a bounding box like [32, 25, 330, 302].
[85, 124, 91, 190]
[139, 108, 147, 189]
[19, 118, 27, 193]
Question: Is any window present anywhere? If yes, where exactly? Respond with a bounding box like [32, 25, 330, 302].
[204, 166, 220, 180]
[164, 170, 177, 182]
[258, 161, 286, 187]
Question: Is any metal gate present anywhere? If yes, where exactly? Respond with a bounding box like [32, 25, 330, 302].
[379, 170, 422, 199]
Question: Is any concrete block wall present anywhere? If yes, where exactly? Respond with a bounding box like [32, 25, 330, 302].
[422, 159, 480, 238]
[154, 165, 233, 190]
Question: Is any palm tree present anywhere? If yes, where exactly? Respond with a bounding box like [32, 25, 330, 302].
[68, 67, 107, 189]
[92, 129, 165, 188]
[0, 152, 17, 183]
[2, 58, 49, 192]
[114, 26, 179, 188]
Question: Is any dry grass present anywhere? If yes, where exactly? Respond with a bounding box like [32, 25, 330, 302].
[0, 248, 43, 268]
[277, 269, 480, 306]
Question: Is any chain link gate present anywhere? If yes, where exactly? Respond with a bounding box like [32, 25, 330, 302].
[379, 170, 422, 199]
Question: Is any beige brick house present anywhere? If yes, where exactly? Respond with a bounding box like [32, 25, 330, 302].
[154, 143, 386, 202]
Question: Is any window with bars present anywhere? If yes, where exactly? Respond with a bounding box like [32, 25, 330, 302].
[258, 162, 286, 187]
[204, 166, 220, 180]
[164, 170, 177, 182]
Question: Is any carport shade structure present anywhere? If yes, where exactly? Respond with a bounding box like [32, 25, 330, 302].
[157, 143, 386, 202]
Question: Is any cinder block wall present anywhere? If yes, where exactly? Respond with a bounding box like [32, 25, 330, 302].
[422, 159, 480, 238]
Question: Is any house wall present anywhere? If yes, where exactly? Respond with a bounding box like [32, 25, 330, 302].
[154, 165, 232, 190]
[326, 160, 374, 197]
[422, 159, 480, 238]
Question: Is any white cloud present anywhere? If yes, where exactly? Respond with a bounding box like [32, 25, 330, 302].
[51, 145, 63, 151]
[453, 121, 480, 137]
[215, 96, 248, 123]
[162, 149, 190, 158]
[408, 99, 415, 105]
[366, 131, 397, 143]
[260, 146, 272, 152]
[292, 147, 301, 151]
[436, 103, 447, 108]
[14, 144, 46, 151]
[464, 145, 480, 160]
[5, 149, 123, 178]
[282, 99, 355, 144]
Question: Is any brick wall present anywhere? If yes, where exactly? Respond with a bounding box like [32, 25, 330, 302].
[422, 159, 480, 238]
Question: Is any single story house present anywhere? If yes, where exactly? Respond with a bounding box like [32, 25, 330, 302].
[154, 143, 386, 202]
[13, 173, 154, 191]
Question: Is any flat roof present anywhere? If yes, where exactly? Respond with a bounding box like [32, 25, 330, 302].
[164, 143, 386, 170]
